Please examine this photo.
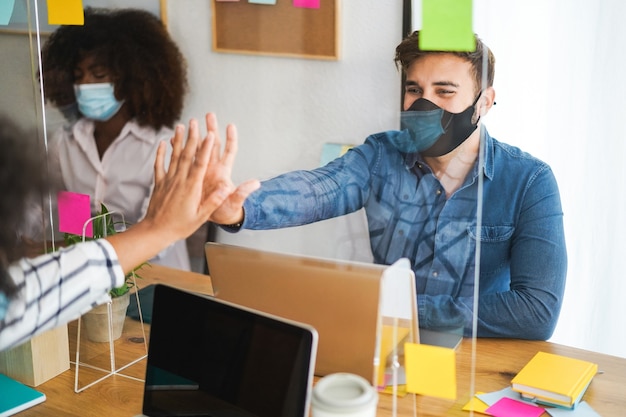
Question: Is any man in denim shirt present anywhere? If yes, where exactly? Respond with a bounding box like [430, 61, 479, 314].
[207, 31, 566, 340]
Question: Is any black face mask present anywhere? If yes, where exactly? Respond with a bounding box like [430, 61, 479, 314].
[394, 94, 481, 157]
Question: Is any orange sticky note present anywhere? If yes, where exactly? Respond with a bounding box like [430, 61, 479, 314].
[47, 0, 84, 25]
[405, 342, 457, 400]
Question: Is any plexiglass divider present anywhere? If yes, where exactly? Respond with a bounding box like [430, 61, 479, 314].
[375, 258, 419, 417]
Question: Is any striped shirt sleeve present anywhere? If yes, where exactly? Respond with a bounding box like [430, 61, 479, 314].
[0, 239, 125, 351]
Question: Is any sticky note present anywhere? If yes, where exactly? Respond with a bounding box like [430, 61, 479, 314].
[46, 0, 84, 25]
[462, 392, 490, 414]
[0, 0, 15, 25]
[485, 397, 545, 417]
[320, 143, 354, 166]
[404, 342, 456, 400]
[546, 401, 601, 417]
[248, 0, 277, 5]
[477, 387, 526, 406]
[294, 0, 320, 8]
[58, 191, 93, 237]
[420, 0, 475, 51]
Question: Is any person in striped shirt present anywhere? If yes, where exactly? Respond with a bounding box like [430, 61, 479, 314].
[0, 115, 259, 351]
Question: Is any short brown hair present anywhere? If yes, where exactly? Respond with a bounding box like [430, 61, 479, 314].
[394, 31, 495, 94]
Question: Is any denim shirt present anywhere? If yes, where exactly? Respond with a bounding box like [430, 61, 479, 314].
[240, 128, 567, 340]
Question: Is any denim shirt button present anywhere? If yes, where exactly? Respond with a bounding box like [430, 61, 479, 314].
[436, 189, 442, 195]
[398, 229, 405, 236]
[432, 271, 438, 277]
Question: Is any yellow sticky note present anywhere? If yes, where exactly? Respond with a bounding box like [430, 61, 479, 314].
[462, 392, 490, 414]
[404, 342, 457, 400]
[420, 0, 475, 52]
[47, 0, 84, 25]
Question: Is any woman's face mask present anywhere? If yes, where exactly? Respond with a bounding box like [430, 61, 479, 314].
[74, 82, 124, 121]
[393, 94, 481, 157]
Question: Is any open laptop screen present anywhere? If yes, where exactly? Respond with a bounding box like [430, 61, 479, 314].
[141, 285, 317, 417]
[205, 242, 386, 383]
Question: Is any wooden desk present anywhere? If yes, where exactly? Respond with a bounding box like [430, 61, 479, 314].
[18, 265, 626, 416]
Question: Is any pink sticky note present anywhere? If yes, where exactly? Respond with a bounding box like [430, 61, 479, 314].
[485, 397, 544, 417]
[293, 0, 320, 9]
[57, 191, 93, 237]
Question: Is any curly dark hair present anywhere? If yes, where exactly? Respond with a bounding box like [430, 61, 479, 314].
[42, 7, 188, 129]
[0, 117, 48, 298]
[394, 30, 495, 95]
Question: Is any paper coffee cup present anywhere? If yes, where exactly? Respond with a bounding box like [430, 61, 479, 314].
[311, 373, 378, 417]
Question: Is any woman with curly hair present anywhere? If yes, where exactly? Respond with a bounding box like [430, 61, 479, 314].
[41, 7, 191, 270]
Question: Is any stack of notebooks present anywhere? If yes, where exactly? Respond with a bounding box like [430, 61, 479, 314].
[511, 351, 598, 409]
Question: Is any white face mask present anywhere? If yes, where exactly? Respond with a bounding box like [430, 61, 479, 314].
[74, 83, 124, 121]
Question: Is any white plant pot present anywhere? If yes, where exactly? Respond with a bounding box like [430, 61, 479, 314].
[82, 292, 131, 343]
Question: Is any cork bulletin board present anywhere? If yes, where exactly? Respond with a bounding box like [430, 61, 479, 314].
[211, 0, 340, 60]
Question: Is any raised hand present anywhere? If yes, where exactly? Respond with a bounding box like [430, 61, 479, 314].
[203, 112, 260, 226]
[107, 117, 250, 273]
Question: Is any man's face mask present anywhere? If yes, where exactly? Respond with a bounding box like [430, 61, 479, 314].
[74, 82, 124, 122]
[393, 93, 482, 157]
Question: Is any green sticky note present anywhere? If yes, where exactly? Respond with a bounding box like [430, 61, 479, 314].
[420, 0, 475, 52]
[404, 342, 457, 400]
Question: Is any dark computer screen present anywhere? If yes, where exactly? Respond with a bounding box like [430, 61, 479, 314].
[142, 285, 316, 417]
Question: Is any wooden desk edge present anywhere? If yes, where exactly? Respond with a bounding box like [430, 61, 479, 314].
[136, 263, 213, 296]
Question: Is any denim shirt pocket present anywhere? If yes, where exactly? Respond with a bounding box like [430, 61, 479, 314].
[467, 224, 514, 278]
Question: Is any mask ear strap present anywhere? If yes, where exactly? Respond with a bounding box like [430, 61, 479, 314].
[473, 90, 484, 106]
[471, 90, 485, 124]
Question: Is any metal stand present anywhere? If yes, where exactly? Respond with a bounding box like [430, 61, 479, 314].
[71, 212, 148, 392]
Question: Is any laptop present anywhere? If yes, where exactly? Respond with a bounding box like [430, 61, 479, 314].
[205, 242, 392, 383]
[137, 284, 318, 417]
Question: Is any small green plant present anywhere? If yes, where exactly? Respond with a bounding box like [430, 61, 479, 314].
[63, 204, 145, 297]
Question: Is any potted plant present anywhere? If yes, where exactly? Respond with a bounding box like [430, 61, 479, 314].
[64, 204, 145, 342]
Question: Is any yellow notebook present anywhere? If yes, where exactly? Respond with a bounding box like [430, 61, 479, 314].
[511, 351, 597, 408]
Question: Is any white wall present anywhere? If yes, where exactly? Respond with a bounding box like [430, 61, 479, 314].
[166, 0, 403, 261]
[473, 0, 626, 358]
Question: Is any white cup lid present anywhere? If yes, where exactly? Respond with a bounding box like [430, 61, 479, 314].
[312, 373, 378, 413]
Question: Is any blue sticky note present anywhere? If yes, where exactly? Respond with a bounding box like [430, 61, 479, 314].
[477, 387, 529, 406]
[0, 0, 15, 25]
[320, 143, 354, 166]
[420, 0, 475, 51]
[546, 401, 601, 417]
